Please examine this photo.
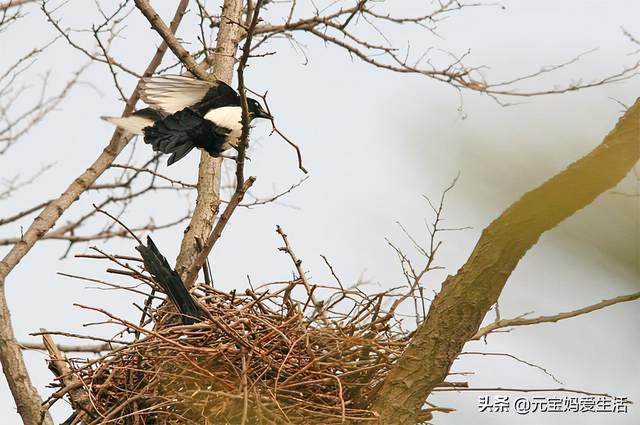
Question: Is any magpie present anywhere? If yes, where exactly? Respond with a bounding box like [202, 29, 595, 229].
[136, 236, 207, 325]
[102, 75, 272, 165]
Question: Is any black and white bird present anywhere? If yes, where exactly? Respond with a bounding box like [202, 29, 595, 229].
[102, 75, 272, 165]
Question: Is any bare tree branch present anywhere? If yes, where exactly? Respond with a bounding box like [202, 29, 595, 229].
[40, 1, 140, 80]
[20, 341, 113, 353]
[251, 2, 640, 100]
[0, 0, 34, 12]
[276, 225, 324, 313]
[235, 0, 265, 186]
[133, 0, 209, 81]
[472, 291, 640, 341]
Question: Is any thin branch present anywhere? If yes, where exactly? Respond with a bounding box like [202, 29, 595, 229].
[276, 225, 324, 314]
[461, 351, 563, 385]
[472, 291, 640, 340]
[0, 0, 34, 12]
[133, 0, 209, 80]
[20, 341, 117, 353]
[235, 0, 265, 186]
[431, 387, 616, 398]
[251, 2, 640, 99]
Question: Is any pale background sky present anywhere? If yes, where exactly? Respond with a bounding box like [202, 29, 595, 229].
[1, 1, 639, 424]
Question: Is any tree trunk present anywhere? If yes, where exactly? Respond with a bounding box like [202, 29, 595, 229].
[175, 0, 244, 283]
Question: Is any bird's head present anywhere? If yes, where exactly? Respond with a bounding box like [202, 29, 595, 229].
[247, 98, 272, 120]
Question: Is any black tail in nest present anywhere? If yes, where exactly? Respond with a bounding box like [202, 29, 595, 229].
[136, 236, 207, 324]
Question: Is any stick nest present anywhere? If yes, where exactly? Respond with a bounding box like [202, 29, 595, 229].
[69, 280, 414, 424]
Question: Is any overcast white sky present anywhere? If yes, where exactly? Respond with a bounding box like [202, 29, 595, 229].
[1, 1, 639, 424]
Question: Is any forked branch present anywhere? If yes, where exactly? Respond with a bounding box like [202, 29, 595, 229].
[472, 291, 640, 341]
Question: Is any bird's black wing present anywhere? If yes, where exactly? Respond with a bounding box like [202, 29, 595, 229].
[136, 236, 207, 325]
[142, 108, 229, 165]
[141, 75, 238, 114]
[191, 83, 239, 115]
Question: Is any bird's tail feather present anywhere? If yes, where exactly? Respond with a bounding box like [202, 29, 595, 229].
[101, 115, 154, 135]
[101, 108, 164, 135]
[136, 237, 206, 324]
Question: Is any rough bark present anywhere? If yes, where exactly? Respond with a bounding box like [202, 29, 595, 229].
[175, 0, 245, 283]
[0, 300, 53, 425]
[369, 98, 640, 424]
[0, 3, 189, 423]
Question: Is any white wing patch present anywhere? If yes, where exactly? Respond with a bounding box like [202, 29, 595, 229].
[140, 75, 215, 113]
[205, 106, 243, 149]
[101, 115, 154, 135]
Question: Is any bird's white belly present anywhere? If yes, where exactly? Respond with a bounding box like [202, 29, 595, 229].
[205, 106, 243, 150]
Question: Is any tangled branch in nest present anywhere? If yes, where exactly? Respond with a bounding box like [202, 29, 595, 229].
[62, 275, 417, 424]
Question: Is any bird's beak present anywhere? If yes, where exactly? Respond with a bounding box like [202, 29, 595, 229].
[257, 110, 273, 120]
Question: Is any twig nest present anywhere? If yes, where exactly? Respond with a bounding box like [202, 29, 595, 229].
[73, 284, 411, 424]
